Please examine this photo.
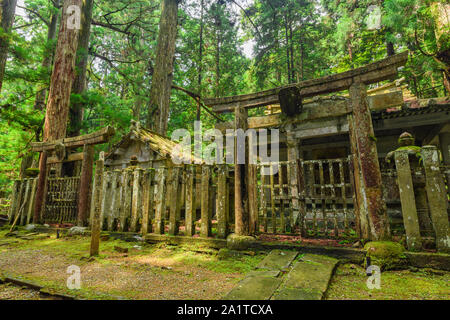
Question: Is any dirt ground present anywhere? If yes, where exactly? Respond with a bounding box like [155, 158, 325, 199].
[0, 229, 265, 300]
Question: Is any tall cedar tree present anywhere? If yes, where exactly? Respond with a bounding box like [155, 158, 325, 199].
[0, 0, 17, 92]
[146, 0, 179, 135]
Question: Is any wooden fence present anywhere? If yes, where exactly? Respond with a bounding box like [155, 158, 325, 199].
[8, 178, 38, 226]
[92, 164, 234, 238]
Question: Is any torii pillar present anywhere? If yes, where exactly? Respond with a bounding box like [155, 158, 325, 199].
[348, 82, 390, 241]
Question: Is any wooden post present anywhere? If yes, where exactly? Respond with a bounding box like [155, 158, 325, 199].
[20, 180, 31, 226]
[422, 146, 450, 253]
[234, 105, 250, 235]
[8, 180, 19, 224]
[90, 156, 104, 257]
[154, 167, 167, 234]
[33, 151, 48, 223]
[77, 145, 94, 226]
[349, 82, 389, 240]
[185, 165, 196, 236]
[347, 119, 367, 239]
[269, 164, 277, 233]
[286, 131, 303, 235]
[394, 150, 422, 251]
[120, 169, 133, 232]
[248, 164, 258, 235]
[141, 169, 155, 236]
[168, 166, 180, 235]
[26, 179, 38, 225]
[130, 168, 143, 232]
[106, 170, 117, 231]
[201, 165, 211, 237]
[217, 164, 228, 238]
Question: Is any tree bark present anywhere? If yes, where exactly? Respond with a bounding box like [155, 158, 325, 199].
[0, 0, 17, 93]
[42, 0, 82, 142]
[197, 0, 204, 121]
[146, 0, 179, 135]
[69, 0, 94, 137]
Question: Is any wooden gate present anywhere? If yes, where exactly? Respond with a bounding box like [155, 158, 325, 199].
[298, 158, 356, 237]
[43, 177, 80, 224]
[257, 158, 356, 238]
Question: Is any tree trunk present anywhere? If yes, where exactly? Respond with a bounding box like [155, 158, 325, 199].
[197, 0, 204, 121]
[42, 0, 82, 142]
[69, 0, 94, 137]
[33, 0, 60, 141]
[0, 0, 17, 93]
[146, 0, 179, 135]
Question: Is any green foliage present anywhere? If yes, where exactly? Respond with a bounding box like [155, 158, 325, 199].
[0, 0, 446, 195]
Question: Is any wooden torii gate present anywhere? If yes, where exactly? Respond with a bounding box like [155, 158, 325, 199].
[204, 51, 409, 240]
[30, 127, 115, 226]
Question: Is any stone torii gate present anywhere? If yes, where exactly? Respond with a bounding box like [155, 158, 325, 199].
[205, 51, 409, 241]
[30, 127, 115, 226]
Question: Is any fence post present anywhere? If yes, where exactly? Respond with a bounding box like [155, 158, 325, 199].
[154, 167, 167, 234]
[422, 145, 450, 253]
[90, 155, 104, 257]
[394, 150, 422, 251]
[77, 145, 94, 227]
[201, 165, 211, 237]
[141, 169, 155, 236]
[217, 164, 228, 238]
[130, 168, 143, 232]
[26, 178, 38, 225]
[185, 165, 196, 236]
[348, 83, 389, 240]
[8, 180, 20, 224]
[248, 164, 258, 235]
[168, 166, 181, 235]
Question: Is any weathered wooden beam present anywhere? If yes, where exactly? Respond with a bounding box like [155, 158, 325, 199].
[215, 91, 403, 131]
[206, 52, 408, 113]
[47, 152, 84, 165]
[31, 126, 115, 152]
[33, 151, 48, 224]
[185, 165, 196, 237]
[422, 146, 450, 253]
[77, 145, 94, 227]
[234, 106, 250, 236]
[201, 166, 211, 237]
[349, 83, 389, 240]
[90, 157, 104, 257]
[395, 150, 422, 250]
[216, 164, 228, 239]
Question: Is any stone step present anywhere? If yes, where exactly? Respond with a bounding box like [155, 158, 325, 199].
[256, 250, 298, 271]
[223, 276, 282, 300]
[272, 254, 338, 300]
[224, 251, 338, 300]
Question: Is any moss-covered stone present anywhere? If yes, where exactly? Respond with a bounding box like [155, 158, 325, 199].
[364, 241, 408, 270]
[226, 234, 256, 250]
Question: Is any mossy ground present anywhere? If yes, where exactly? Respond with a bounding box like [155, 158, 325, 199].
[0, 227, 265, 300]
[326, 264, 450, 300]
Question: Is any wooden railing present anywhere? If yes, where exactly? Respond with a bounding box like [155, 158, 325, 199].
[93, 164, 234, 239]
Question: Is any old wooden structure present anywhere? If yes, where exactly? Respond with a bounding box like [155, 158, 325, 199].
[9, 127, 115, 227]
[8, 52, 450, 252]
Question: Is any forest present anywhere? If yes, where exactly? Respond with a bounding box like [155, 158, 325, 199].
[0, 0, 448, 193]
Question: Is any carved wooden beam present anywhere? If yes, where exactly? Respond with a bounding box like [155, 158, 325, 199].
[31, 126, 115, 152]
[215, 91, 403, 131]
[205, 52, 408, 113]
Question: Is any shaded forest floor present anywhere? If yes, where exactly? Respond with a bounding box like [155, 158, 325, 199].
[0, 227, 448, 300]
[325, 264, 450, 300]
[0, 228, 264, 300]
